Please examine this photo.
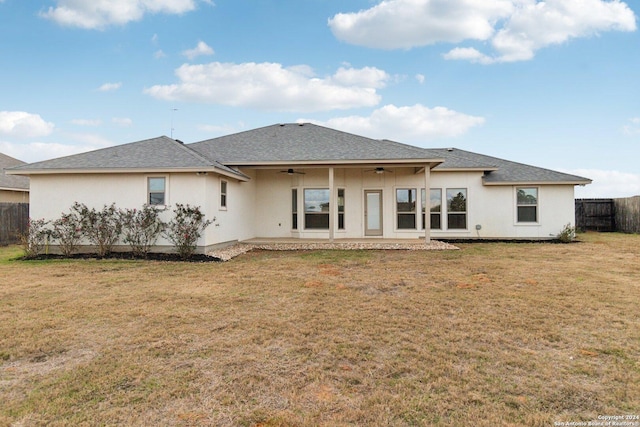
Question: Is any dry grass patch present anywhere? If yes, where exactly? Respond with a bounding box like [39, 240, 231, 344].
[1, 233, 639, 426]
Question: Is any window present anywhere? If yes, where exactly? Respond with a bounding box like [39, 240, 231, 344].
[292, 189, 298, 230]
[148, 177, 166, 205]
[304, 189, 329, 229]
[517, 187, 538, 222]
[396, 188, 417, 229]
[220, 180, 228, 208]
[446, 188, 467, 229]
[338, 188, 345, 230]
[422, 188, 442, 230]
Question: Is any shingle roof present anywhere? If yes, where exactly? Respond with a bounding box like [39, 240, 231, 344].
[431, 148, 591, 184]
[6, 124, 591, 185]
[0, 153, 29, 191]
[190, 123, 443, 163]
[8, 136, 247, 179]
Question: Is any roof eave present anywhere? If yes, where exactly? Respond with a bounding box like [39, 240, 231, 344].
[483, 180, 592, 186]
[6, 167, 250, 181]
[434, 167, 499, 172]
[0, 186, 29, 192]
[225, 158, 445, 169]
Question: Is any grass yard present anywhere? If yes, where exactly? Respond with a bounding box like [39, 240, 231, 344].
[0, 232, 639, 426]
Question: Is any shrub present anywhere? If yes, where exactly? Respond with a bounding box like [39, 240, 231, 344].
[163, 204, 213, 260]
[21, 218, 50, 258]
[120, 205, 166, 257]
[557, 223, 576, 243]
[72, 202, 122, 257]
[50, 211, 83, 257]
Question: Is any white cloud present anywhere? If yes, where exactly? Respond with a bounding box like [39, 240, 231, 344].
[71, 118, 102, 126]
[329, 0, 513, 49]
[569, 169, 640, 198]
[98, 82, 122, 92]
[486, 0, 638, 63]
[112, 117, 133, 127]
[329, 0, 636, 63]
[145, 62, 389, 112]
[442, 47, 495, 64]
[300, 104, 485, 142]
[182, 41, 214, 59]
[0, 134, 113, 163]
[415, 74, 425, 84]
[40, 0, 197, 30]
[154, 49, 167, 59]
[0, 111, 55, 139]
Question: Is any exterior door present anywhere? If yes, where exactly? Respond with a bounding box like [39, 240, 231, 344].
[365, 190, 383, 236]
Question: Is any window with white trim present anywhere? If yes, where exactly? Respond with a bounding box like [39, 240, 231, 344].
[304, 189, 329, 229]
[422, 188, 442, 230]
[220, 180, 228, 209]
[446, 188, 467, 229]
[396, 188, 417, 229]
[292, 189, 298, 230]
[148, 177, 166, 205]
[338, 188, 345, 230]
[517, 187, 538, 222]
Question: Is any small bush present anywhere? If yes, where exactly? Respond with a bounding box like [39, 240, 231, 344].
[163, 204, 213, 260]
[557, 223, 576, 243]
[120, 205, 166, 257]
[50, 211, 83, 257]
[73, 202, 122, 257]
[21, 218, 50, 258]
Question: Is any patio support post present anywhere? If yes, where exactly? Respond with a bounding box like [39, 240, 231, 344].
[424, 164, 431, 244]
[329, 167, 335, 242]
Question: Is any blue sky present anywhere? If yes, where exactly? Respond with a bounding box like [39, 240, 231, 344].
[1, 0, 638, 197]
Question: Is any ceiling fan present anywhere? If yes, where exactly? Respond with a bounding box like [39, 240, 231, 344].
[365, 167, 394, 174]
[279, 168, 306, 175]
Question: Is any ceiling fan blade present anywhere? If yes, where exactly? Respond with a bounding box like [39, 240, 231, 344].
[280, 169, 305, 175]
[366, 167, 393, 174]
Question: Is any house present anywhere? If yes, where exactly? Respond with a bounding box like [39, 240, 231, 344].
[0, 153, 29, 203]
[7, 123, 591, 253]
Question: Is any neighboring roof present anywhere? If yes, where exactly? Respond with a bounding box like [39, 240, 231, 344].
[431, 148, 591, 185]
[7, 136, 248, 180]
[0, 153, 29, 191]
[190, 123, 444, 164]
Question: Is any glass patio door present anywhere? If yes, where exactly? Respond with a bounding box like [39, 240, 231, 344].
[364, 190, 383, 236]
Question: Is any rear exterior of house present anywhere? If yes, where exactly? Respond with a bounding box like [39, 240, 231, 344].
[8, 124, 590, 253]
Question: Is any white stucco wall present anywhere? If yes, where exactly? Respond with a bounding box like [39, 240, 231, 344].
[28, 168, 579, 253]
[246, 168, 577, 240]
[203, 170, 257, 248]
[29, 172, 221, 251]
[430, 171, 576, 239]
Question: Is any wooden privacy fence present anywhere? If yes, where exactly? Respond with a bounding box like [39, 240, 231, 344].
[614, 196, 640, 234]
[0, 203, 29, 245]
[575, 199, 615, 232]
[576, 196, 640, 233]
